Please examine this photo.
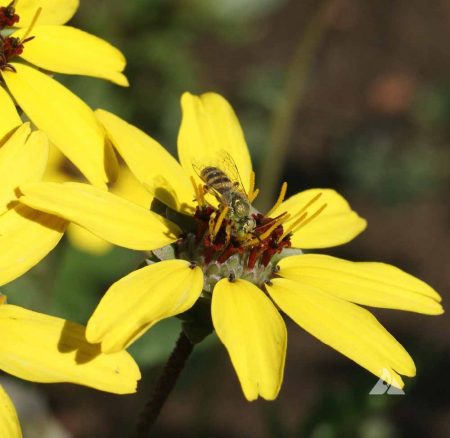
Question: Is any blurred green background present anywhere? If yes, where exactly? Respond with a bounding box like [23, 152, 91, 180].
[2, 0, 449, 436]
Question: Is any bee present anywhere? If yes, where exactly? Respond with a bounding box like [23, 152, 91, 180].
[194, 152, 257, 240]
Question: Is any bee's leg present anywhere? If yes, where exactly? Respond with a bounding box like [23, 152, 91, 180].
[203, 184, 213, 195]
[208, 211, 217, 241]
[224, 221, 231, 246]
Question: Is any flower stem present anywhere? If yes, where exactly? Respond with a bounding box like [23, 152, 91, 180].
[134, 331, 194, 437]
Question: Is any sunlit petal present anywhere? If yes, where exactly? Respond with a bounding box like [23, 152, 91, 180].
[178, 92, 253, 194]
[86, 260, 203, 353]
[0, 87, 21, 141]
[0, 304, 141, 394]
[8, 0, 79, 26]
[18, 182, 180, 250]
[0, 386, 21, 438]
[267, 278, 416, 388]
[14, 26, 128, 86]
[278, 254, 443, 315]
[212, 279, 286, 401]
[3, 64, 107, 187]
[0, 126, 48, 212]
[0, 204, 66, 287]
[272, 188, 367, 248]
[96, 109, 194, 213]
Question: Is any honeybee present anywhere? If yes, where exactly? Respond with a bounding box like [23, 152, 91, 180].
[194, 152, 257, 239]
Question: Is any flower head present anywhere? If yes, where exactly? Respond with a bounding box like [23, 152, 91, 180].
[0, 296, 141, 434]
[0, 0, 127, 187]
[18, 92, 444, 401]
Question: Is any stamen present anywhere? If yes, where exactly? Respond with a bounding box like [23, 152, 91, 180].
[293, 203, 327, 233]
[245, 213, 290, 246]
[248, 170, 256, 199]
[258, 213, 289, 241]
[20, 7, 41, 42]
[211, 206, 229, 241]
[266, 182, 288, 217]
[296, 192, 323, 217]
[248, 187, 259, 203]
[278, 193, 324, 240]
[279, 211, 308, 241]
[197, 183, 206, 205]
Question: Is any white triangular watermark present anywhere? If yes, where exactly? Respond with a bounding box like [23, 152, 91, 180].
[369, 368, 405, 395]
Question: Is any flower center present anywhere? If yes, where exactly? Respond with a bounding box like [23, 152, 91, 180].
[170, 173, 327, 292]
[0, 2, 19, 29]
[0, 35, 24, 69]
[0, 4, 40, 72]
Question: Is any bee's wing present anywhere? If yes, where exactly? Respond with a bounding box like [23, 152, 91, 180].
[215, 150, 249, 197]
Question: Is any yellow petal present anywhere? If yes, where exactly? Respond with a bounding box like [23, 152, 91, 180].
[0, 204, 66, 287]
[0, 304, 141, 394]
[0, 126, 48, 213]
[178, 92, 253, 194]
[19, 182, 180, 250]
[267, 278, 416, 388]
[86, 260, 203, 353]
[278, 254, 443, 315]
[65, 167, 150, 255]
[211, 279, 286, 401]
[14, 26, 128, 86]
[67, 224, 112, 255]
[42, 142, 67, 182]
[0, 386, 22, 438]
[112, 166, 153, 209]
[0, 87, 21, 141]
[95, 109, 194, 213]
[8, 0, 79, 26]
[3, 64, 107, 187]
[272, 188, 367, 248]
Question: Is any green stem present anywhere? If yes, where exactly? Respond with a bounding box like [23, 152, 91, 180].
[134, 331, 194, 437]
[257, 0, 336, 211]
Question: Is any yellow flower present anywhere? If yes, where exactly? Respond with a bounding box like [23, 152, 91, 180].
[0, 0, 128, 187]
[17, 92, 444, 401]
[0, 123, 67, 286]
[0, 297, 141, 436]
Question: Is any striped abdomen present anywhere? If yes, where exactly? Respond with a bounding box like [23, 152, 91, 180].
[201, 166, 234, 194]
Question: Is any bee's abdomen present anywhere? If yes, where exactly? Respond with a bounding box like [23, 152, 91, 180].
[201, 167, 233, 194]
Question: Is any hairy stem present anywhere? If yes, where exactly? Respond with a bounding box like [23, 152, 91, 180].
[134, 331, 194, 437]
